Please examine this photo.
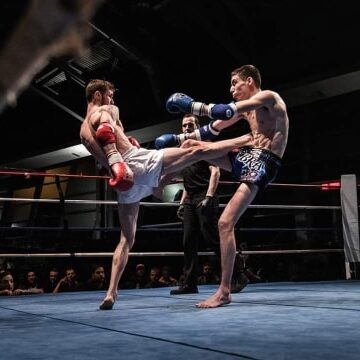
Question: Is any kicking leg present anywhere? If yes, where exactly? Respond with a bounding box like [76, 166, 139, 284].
[162, 134, 252, 174]
[196, 182, 258, 308]
[100, 201, 139, 310]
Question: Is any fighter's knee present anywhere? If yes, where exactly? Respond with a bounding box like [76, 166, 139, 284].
[120, 235, 135, 249]
[218, 218, 233, 234]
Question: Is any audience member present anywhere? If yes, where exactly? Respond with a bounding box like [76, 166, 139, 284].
[43, 268, 60, 293]
[198, 262, 220, 285]
[124, 263, 148, 289]
[159, 265, 178, 287]
[145, 267, 163, 288]
[85, 265, 108, 291]
[16, 270, 44, 295]
[0, 271, 15, 296]
[53, 267, 83, 293]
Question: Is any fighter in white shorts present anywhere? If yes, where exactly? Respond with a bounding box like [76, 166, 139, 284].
[80, 79, 252, 310]
[117, 147, 164, 204]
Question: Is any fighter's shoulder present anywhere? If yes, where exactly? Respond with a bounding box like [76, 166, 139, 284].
[98, 104, 118, 112]
[255, 89, 277, 99]
[98, 105, 119, 118]
[88, 105, 118, 124]
[255, 90, 284, 107]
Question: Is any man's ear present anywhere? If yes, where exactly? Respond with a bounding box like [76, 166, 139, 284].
[246, 77, 253, 86]
[94, 90, 102, 101]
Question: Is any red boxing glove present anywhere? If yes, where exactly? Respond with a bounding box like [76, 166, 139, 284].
[96, 123, 116, 146]
[109, 162, 134, 191]
[128, 136, 140, 148]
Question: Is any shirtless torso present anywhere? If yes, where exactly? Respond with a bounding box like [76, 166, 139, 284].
[243, 90, 288, 158]
[213, 89, 288, 159]
[80, 104, 134, 170]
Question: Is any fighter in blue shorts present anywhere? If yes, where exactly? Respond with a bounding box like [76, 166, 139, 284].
[228, 147, 282, 192]
[156, 64, 289, 308]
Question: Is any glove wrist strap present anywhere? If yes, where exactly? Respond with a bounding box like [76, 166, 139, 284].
[107, 151, 123, 166]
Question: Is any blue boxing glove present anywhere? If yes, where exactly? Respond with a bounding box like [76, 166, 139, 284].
[193, 102, 237, 120]
[166, 93, 194, 114]
[166, 92, 237, 120]
[155, 134, 179, 149]
[209, 103, 237, 120]
[155, 121, 221, 149]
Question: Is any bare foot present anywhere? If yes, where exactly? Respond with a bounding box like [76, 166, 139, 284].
[99, 294, 117, 310]
[196, 290, 232, 308]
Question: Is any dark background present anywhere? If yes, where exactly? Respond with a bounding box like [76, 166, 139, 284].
[0, 0, 359, 183]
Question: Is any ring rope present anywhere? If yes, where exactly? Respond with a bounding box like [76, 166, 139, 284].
[170, 179, 336, 188]
[0, 169, 345, 189]
[0, 249, 344, 258]
[0, 197, 341, 210]
[0, 226, 340, 232]
[136, 227, 341, 232]
[139, 223, 339, 231]
[139, 222, 181, 228]
[0, 169, 110, 180]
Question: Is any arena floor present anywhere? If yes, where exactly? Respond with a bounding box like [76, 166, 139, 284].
[1, 280, 360, 360]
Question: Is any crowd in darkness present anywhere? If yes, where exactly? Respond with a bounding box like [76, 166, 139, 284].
[0, 255, 240, 296]
[0, 263, 109, 296]
[0, 258, 224, 296]
[0, 251, 345, 296]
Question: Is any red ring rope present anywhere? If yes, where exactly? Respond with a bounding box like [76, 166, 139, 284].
[0, 169, 110, 180]
[0, 169, 344, 189]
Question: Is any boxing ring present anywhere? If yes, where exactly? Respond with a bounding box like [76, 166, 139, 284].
[2, 282, 360, 359]
[1, 171, 360, 359]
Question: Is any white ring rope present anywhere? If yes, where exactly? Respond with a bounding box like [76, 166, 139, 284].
[0, 249, 344, 258]
[0, 197, 341, 211]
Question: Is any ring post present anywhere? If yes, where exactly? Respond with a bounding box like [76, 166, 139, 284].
[340, 174, 360, 279]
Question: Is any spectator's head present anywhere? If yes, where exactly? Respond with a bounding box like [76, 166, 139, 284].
[49, 268, 59, 283]
[0, 271, 14, 291]
[202, 263, 214, 275]
[65, 268, 76, 283]
[149, 267, 160, 282]
[91, 265, 105, 283]
[136, 263, 145, 277]
[161, 265, 171, 279]
[26, 271, 37, 285]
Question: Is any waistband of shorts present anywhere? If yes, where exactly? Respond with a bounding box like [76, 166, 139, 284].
[242, 147, 282, 163]
[121, 146, 138, 160]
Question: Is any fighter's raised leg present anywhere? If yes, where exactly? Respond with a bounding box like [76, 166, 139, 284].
[161, 134, 252, 174]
